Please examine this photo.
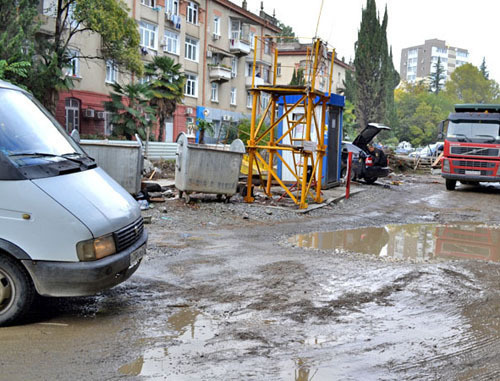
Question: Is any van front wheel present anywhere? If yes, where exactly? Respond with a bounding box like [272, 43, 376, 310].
[0, 255, 34, 326]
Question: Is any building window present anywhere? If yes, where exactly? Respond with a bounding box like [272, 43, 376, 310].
[408, 48, 418, 57]
[104, 111, 114, 136]
[231, 57, 237, 77]
[185, 36, 199, 62]
[264, 36, 271, 54]
[261, 93, 269, 109]
[247, 63, 253, 77]
[213, 16, 220, 36]
[457, 51, 468, 58]
[185, 73, 198, 97]
[165, 0, 178, 15]
[246, 91, 252, 108]
[138, 75, 152, 84]
[105, 60, 117, 83]
[140, 21, 157, 50]
[211, 82, 219, 102]
[230, 87, 237, 105]
[186, 117, 195, 137]
[65, 98, 80, 132]
[141, 0, 155, 7]
[277, 63, 281, 77]
[64, 49, 80, 77]
[249, 31, 255, 49]
[187, 1, 198, 24]
[164, 30, 179, 54]
[263, 67, 270, 83]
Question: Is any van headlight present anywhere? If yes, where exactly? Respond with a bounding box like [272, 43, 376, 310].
[76, 234, 116, 261]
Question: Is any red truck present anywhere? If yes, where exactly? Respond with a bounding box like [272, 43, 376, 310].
[438, 104, 500, 190]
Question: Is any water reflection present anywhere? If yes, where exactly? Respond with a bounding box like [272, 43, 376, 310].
[118, 307, 209, 377]
[290, 223, 500, 263]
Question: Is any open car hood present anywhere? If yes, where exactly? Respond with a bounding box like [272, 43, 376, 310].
[353, 123, 391, 151]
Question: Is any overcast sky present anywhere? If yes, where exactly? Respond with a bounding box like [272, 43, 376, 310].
[244, 0, 499, 82]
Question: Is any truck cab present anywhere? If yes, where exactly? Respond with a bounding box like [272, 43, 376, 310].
[439, 104, 500, 190]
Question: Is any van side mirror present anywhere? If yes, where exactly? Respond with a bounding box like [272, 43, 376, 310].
[70, 129, 80, 144]
[437, 121, 444, 140]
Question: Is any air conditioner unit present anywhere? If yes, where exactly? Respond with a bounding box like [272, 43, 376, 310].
[222, 115, 232, 121]
[160, 37, 167, 47]
[96, 111, 106, 120]
[206, 50, 213, 58]
[231, 72, 236, 78]
[185, 107, 193, 115]
[83, 109, 95, 118]
[212, 33, 220, 40]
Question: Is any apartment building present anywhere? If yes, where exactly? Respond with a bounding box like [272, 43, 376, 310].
[276, 42, 353, 94]
[38, 0, 280, 142]
[400, 38, 469, 84]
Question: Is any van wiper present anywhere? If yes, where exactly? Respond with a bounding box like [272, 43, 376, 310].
[9, 152, 91, 166]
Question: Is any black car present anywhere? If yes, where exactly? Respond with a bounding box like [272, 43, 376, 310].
[341, 123, 391, 184]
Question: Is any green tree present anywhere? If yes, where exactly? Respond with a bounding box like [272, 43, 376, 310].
[145, 56, 186, 142]
[429, 56, 446, 94]
[340, 69, 356, 103]
[30, 0, 142, 111]
[0, 0, 39, 86]
[394, 81, 453, 146]
[342, 100, 358, 140]
[0, 60, 30, 82]
[196, 118, 214, 144]
[277, 21, 298, 43]
[353, 0, 393, 128]
[103, 82, 156, 140]
[290, 67, 305, 86]
[380, 8, 400, 128]
[444, 63, 500, 104]
[480, 57, 489, 80]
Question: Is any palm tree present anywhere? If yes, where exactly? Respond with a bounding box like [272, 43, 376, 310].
[103, 82, 156, 140]
[145, 56, 186, 142]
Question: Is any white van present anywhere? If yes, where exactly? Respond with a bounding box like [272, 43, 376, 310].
[0, 80, 147, 325]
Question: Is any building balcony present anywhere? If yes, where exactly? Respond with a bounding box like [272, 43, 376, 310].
[245, 76, 265, 88]
[209, 65, 232, 82]
[229, 38, 251, 56]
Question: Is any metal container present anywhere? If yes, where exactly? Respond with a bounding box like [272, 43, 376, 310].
[175, 133, 245, 201]
[80, 139, 143, 194]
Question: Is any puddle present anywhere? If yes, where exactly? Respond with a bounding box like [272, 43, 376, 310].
[289, 223, 500, 263]
[119, 307, 215, 378]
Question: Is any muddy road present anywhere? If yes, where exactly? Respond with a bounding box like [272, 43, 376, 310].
[1, 175, 500, 380]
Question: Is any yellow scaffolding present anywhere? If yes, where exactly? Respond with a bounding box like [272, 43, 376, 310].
[244, 37, 335, 209]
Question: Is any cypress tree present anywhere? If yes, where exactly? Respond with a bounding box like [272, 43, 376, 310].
[353, 0, 397, 128]
[428, 56, 445, 94]
[480, 57, 489, 80]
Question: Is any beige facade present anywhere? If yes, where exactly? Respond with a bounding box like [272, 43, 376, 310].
[38, 1, 305, 141]
[276, 42, 353, 94]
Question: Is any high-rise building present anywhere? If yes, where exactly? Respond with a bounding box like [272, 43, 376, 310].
[400, 39, 469, 84]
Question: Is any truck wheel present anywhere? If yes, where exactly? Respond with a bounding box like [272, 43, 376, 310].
[364, 177, 378, 185]
[0, 255, 34, 326]
[446, 179, 456, 191]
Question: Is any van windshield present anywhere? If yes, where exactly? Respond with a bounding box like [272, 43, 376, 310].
[0, 88, 82, 160]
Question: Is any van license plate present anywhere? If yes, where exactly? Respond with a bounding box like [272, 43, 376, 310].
[130, 245, 146, 267]
[465, 170, 481, 175]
